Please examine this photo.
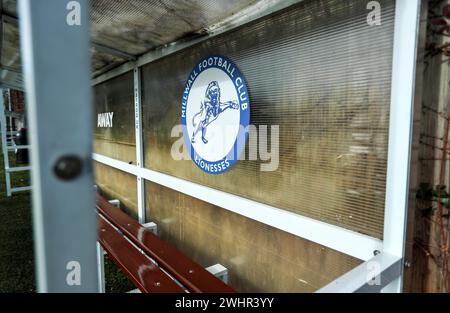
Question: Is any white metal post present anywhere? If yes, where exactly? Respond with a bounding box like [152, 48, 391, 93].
[382, 0, 421, 293]
[0, 89, 12, 196]
[134, 66, 146, 224]
[8, 89, 13, 136]
[96, 242, 105, 293]
[18, 0, 99, 292]
[7, 90, 13, 137]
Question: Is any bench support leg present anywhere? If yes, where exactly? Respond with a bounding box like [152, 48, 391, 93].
[206, 264, 229, 284]
[108, 199, 120, 209]
[143, 222, 158, 236]
[96, 242, 105, 293]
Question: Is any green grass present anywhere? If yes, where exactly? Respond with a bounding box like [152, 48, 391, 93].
[0, 149, 134, 293]
[0, 151, 35, 292]
[104, 257, 135, 293]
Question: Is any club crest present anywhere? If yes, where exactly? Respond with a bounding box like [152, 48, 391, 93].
[181, 55, 250, 174]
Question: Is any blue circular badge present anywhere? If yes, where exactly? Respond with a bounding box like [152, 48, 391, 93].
[181, 55, 250, 174]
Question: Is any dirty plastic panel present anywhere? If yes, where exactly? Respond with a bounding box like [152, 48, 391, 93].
[141, 0, 396, 239]
[1, 0, 263, 79]
[95, 161, 138, 218]
[93, 71, 136, 164]
[90, 0, 259, 55]
[145, 181, 361, 292]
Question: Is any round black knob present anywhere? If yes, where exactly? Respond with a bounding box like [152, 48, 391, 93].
[53, 155, 83, 181]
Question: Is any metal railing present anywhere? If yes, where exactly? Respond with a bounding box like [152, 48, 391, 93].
[0, 92, 32, 197]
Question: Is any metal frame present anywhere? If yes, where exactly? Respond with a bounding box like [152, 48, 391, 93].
[0, 88, 11, 195]
[18, 0, 98, 292]
[317, 252, 402, 293]
[94, 152, 382, 262]
[89, 0, 421, 292]
[96, 242, 105, 293]
[380, 0, 421, 292]
[7, 90, 12, 138]
[0, 88, 31, 196]
[206, 264, 229, 284]
[134, 66, 146, 224]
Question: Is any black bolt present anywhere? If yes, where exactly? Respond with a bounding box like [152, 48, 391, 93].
[373, 250, 381, 256]
[53, 155, 83, 181]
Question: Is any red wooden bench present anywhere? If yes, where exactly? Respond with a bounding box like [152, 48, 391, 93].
[96, 194, 235, 293]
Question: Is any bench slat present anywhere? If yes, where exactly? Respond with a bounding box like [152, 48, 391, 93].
[98, 216, 185, 293]
[97, 195, 235, 293]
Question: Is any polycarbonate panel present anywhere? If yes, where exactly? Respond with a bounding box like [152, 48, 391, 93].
[91, 46, 126, 77]
[90, 0, 258, 55]
[145, 181, 361, 292]
[1, 21, 21, 73]
[93, 71, 136, 164]
[142, 0, 395, 239]
[95, 162, 138, 218]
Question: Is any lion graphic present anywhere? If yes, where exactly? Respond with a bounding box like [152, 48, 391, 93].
[191, 81, 239, 144]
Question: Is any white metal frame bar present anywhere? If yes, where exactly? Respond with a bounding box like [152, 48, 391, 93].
[7, 145, 31, 151]
[19, 0, 98, 292]
[317, 252, 402, 293]
[11, 185, 31, 193]
[133, 66, 146, 224]
[381, 0, 421, 292]
[6, 165, 30, 172]
[0, 88, 12, 196]
[94, 153, 382, 261]
[7, 90, 12, 140]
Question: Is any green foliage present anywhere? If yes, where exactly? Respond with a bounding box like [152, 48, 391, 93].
[417, 182, 450, 218]
[432, 185, 449, 199]
[417, 183, 434, 201]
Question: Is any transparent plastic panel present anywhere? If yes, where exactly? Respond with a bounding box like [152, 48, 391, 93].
[90, 0, 259, 55]
[145, 181, 361, 292]
[93, 71, 136, 164]
[142, 0, 396, 239]
[95, 162, 138, 218]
